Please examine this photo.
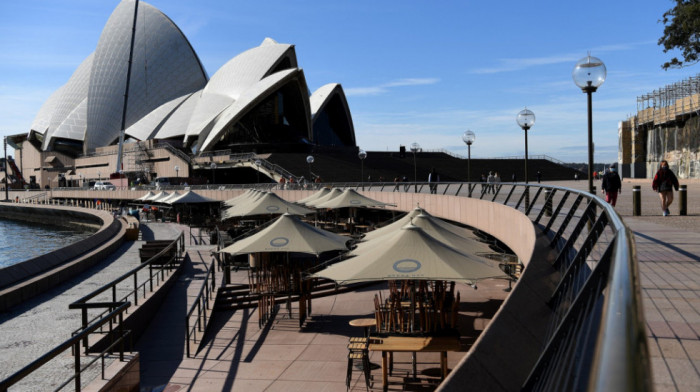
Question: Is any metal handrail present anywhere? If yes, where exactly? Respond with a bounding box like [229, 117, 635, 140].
[0, 302, 131, 392]
[69, 232, 185, 335]
[185, 257, 217, 357]
[327, 181, 650, 392]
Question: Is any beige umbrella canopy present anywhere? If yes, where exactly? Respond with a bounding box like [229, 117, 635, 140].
[312, 224, 505, 285]
[305, 188, 344, 208]
[157, 191, 181, 204]
[354, 213, 483, 255]
[362, 207, 425, 241]
[168, 190, 218, 204]
[219, 213, 352, 256]
[314, 188, 395, 209]
[222, 192, 315, 220]
[136, 191, 156, 201]
[224, 189, 263, 208]
[296, 188, 330, 205]
[148, 191, 170, 202]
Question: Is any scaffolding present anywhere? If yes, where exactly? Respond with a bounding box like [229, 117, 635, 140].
[636, 74, 700, 125]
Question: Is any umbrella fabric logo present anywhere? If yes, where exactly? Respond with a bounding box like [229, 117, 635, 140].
[266, 205, 280, 212]
[393, 259, 422, 273]
[350, 199, 361, 205]
[270, 237, 289, 247]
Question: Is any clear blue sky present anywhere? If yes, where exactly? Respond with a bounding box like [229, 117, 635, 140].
[1, 0, 698, 163]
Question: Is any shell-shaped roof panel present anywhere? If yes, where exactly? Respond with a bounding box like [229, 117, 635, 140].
[198, 68, 310, 151]
[48, 98, 88, 144]
[125, 93, 192, 141]
[310, 83, 341, 119]
[85, 0, 207, 153]
[30, 85, 65, 136]
[41, 53, 94, 149]
[310, 83, 355, 146]
[203, 40, 297, 100]
[185, 40, 298, 147]
[154, 92, 202, 140]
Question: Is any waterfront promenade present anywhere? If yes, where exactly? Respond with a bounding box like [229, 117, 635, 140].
[1, 179, 699, 391]
[134, 179, 700, 391]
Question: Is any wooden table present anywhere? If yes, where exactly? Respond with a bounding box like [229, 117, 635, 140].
[368, 335, 461, 391]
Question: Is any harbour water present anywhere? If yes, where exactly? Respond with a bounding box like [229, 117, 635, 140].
[0, 218, 94, 269]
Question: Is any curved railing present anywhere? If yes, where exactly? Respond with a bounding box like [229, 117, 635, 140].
[323, 181, 651, 392]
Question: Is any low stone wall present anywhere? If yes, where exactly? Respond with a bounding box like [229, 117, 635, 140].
[0, 203, 126, 311]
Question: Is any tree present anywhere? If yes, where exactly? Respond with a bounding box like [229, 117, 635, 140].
[659, 0, 700, 69]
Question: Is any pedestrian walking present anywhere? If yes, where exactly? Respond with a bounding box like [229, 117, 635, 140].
[486, 171, 495, 194]
[601, 165, 622, 206]
[536, 171, 542, 183]
[428, 167, 439, 194]
[652, 160, 680, 216]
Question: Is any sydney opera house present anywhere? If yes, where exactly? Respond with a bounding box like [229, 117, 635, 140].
[7, 0, 355, 188]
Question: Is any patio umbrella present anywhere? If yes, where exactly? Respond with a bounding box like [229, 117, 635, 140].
[136, 191, 155, 201]
[314, 188, 395, 209]
[305, 188, 344, 208]
[219, 213, 352, 256]
[222, 192, 315, 219]
[312, 224, 505, 285]
[224, 189, 262, 207]
[296, 187, 330, 205]
[168, 190, 218, 204]
[355, 213, 486, 257]
[157, 191, 182, 204]
[148, 191, 170, 202]
[362, 207, 425, 241]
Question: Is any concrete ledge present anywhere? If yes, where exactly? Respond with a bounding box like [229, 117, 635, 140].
[82, 353, 140, 392]
[0, 203, 126, 312]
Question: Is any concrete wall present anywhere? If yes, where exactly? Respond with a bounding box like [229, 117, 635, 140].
[0, 203, 126, 311]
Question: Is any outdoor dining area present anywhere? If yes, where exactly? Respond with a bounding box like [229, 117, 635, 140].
[127, 186, 514, 391]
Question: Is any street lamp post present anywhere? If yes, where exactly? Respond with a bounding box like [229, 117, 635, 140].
[4, 136, 9, 201]
[410, 142, 420, 193]
[357, 149, 367, 190]
[255, 159, 261, 184]
[306, 155, 314, 181]
[174, 165, 179, 180]
[573, 54, 606, 195]
[210, 162, 217, 185]
[516, 108, 536, 184]
[462, 130, 475, 195]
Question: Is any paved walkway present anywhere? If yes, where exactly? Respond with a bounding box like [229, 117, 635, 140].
[142, 180, 700, 392]
[555, 179, 700, 392]
[0, 221, 187, 392]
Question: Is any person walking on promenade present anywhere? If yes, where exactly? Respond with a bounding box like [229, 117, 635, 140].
[486, 171, 495, 194]
[536, 171, 542, 183]
[652, 160, 680, 216]
[493, 171, 501, 193]
[480, 173, 487, 194]
[428, 167, 439, 194]
[601, 165, 622, 206]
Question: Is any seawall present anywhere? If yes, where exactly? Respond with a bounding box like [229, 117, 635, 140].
[0, 203, 126, 311]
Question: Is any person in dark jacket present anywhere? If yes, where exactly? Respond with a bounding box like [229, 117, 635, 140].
[652, 160, 680, 216]
[601, 165, 622, 206]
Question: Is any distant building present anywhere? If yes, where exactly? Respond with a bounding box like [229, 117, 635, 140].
[11, 0, 355, 188]
[618, 74, 700, 179]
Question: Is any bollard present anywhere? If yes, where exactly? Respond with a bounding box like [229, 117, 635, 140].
[633, 185, 641, 216]
[544, 188, 552, 216]
[679, 185, 687, 216]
